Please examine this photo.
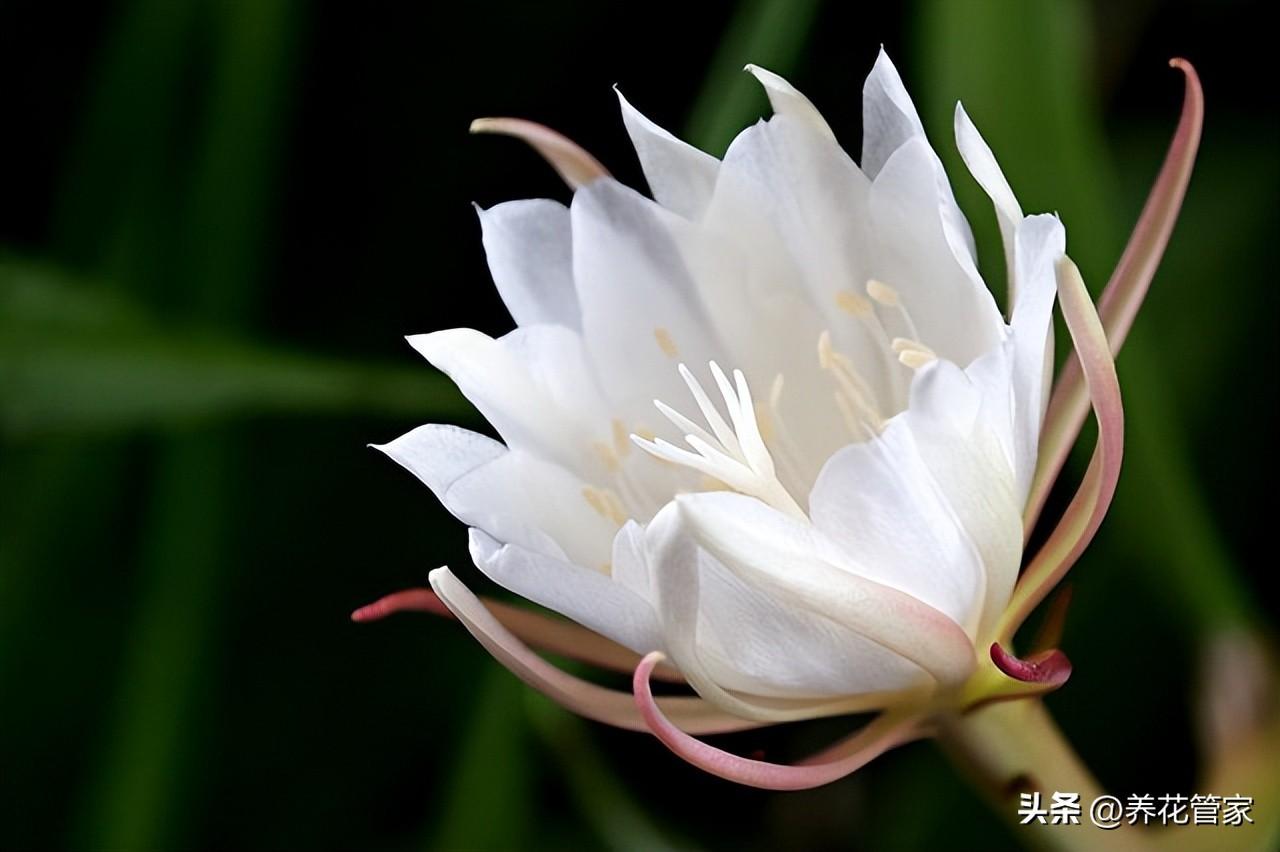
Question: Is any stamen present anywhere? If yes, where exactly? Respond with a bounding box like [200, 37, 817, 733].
[760, 373, 809, 492]
[890, 337, 935, 358]
[653, 327, 679, 358]
[818, 331, 885, 437]
[867, 278, 922, 341]
[592, 441, 621, 472]
[611, 418, 632, 458]
[898, 351, 933, 369]
[835, 289, 874, 317]
[894, 338, 936, 370]
[582, 486, 628, 525]
[866, 279, 900, 306]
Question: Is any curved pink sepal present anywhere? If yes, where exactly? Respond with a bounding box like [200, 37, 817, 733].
[351, 585, 683, 682]
[351, 588, 449, 621]
[999, 257, 1124, 641]
[427, 568, 758, 735]
[470, 117, 610, 189]
[1025, 59, 1202, 535]
[990, 643, 1072, 689]
[632, 652, 925, 790]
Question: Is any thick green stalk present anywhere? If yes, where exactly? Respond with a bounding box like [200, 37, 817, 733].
[937, 701, 1132, 852]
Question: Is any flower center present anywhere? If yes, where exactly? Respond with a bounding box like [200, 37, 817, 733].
[631, 362, 808, 521]
[627, 279, 938, 523]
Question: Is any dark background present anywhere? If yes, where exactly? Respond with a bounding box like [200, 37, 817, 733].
[1, 1, 1276, 849]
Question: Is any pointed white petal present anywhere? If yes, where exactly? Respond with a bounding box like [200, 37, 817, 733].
[477, 199, 580, 330]
[869, 136, 1003, 365]
[469, 529, 661, 655]
[861, 48, 925, 179]
[744, 64, 836, 141]
[1008, 214, 1066, 502]
[371, 423, 504, 499]
[616, 88, 719, 220]
[954, 103, 1023, 305]
[407, 324, 607, 471]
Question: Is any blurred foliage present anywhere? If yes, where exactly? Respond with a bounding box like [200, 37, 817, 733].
[0, 257, 467, 436]
[0, 0, 1274, 850]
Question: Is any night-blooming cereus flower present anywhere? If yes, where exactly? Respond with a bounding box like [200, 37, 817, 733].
[356, 51, 1202, 789]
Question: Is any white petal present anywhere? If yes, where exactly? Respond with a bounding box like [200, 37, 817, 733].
[372, 423, 504, 499]
[904, 358, 1023, 637]
[469, 529, 662, 655]
[861, 48, 925, 179]
[445, 449, 620, 570]
[407, 324, 608, 473]
[477, 199, 580, 330]
[744, 64, 836, 141]
[862, 49, 979, 278]
[671, 492, 975, 687]
[641, 503, 928, 716]
[869, 136, 1003, 365]
[570, 179, 727, 416]
[808, 414, 987, 633]
[954, 103, 1022, 301]
[699, 115, 892, 475]
[616, 88, 719, 220]
[1008, 214, 1066, 502]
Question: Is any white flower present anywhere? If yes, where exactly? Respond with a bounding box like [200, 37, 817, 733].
[360, 51, 1201, 788]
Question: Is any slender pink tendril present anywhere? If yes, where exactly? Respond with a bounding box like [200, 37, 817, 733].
[632, 652, 925, 790]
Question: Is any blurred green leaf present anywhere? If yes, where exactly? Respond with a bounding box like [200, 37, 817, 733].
[685, 0, 824, 154]
[0, 257, 469, 436]
[428, 670, 535, 852]
[527, 692, 698, 852]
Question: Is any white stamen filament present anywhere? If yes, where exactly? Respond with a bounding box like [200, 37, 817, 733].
[818, 331, 886, 439]
[867, 278, 923, 342]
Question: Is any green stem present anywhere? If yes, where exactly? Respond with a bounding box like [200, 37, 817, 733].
[938, 697, 1279, 851]
[936, 700, 1141, 852]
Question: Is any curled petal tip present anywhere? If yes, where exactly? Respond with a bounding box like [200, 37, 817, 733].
[990, 643, 1073, 689]
[468, 116, 609, 189]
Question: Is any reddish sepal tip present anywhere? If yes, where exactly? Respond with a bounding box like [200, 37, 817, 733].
[989, 642, 1073, 689]
[349, 588, 449, 624]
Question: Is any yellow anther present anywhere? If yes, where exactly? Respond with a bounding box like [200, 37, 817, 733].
[835, 289, 874, 317]
[754, 400, 776, 443]
[890, 337, 935, 358]
[866, 279, 900, 307]
[898, 348, 936, 370]
[582, 486, 628, 525]
[592, 441, 621, 472]
[653, 327, 678, 358]
[611, 418, 631, 457]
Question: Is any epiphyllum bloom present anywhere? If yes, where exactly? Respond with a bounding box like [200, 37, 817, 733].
[358, 51, 1202, 789]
